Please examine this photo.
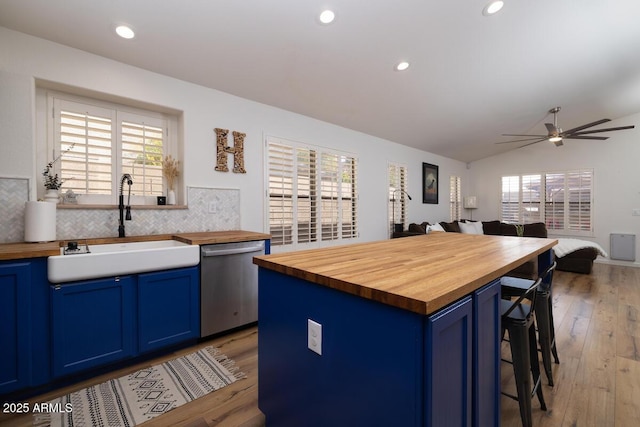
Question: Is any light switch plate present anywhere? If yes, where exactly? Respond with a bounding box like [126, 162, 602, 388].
[307, 319, 322, 355]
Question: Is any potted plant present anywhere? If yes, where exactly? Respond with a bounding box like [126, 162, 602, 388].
[42, 143, 74, 203]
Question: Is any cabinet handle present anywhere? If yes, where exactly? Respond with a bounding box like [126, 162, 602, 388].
[115, 276, 120, 282]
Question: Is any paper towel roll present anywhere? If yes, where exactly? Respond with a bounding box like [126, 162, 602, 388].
[24, 201, 56, 242]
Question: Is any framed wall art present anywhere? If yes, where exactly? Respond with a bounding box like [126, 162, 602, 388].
[422, 162, 438, 204]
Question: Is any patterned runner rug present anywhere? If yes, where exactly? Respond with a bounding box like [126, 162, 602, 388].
[33, 346, 244, 427]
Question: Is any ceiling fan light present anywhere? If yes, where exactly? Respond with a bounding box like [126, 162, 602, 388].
[548, 136, 563, 143]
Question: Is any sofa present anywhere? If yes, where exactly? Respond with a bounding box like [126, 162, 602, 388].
[404, 220, 600, 275]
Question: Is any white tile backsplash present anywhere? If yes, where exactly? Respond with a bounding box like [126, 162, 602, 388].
[0, 179, 240, 243]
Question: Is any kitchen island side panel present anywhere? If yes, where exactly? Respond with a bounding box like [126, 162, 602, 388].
[258, 268, 425, 427]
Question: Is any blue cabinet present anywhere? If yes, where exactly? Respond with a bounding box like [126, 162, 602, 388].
[473, 279, 501, 427]
[0, 258, 48, 396]
[425, 296, 473, 427]
[50, 276, 136, 378]
[258, 268, 492, 427]
[258, 268, 503, 427]
[50, 267, 200, 379]
[138, 266, 199, 353]
[0, 261, 31, 394]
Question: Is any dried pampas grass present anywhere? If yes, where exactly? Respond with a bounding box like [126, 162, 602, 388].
[162, 155, 180, 190]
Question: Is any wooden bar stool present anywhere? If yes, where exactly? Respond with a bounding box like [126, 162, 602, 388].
[502, 261, 559, 386]
[501, 275, 547, 427]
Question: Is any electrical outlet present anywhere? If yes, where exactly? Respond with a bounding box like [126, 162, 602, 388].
[307, 319, 322, 355]
[208, 202, 216, 213]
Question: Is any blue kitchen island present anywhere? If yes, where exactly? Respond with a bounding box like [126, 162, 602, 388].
[253, 232, 556, 427]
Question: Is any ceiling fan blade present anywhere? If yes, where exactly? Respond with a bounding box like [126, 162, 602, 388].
[495, 136, 549, 144]
[501, 133, 548, 137]
[518, 138, 549, 148]
[562, 118, 611, 135]
[567, 125, 635, 135]
[563, 135, 609, 140]
[545, 123, 557, 134]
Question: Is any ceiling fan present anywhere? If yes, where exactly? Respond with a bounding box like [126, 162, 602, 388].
[496, 106, 635, 148]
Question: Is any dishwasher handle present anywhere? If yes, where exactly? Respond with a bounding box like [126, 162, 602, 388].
[201, 243, 264, 257]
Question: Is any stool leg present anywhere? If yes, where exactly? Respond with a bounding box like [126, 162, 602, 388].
[535, 292, 554, 386]
[529, 323, 547, 411]
[548, 295, 560, 364]
[508, 324, 534, 427]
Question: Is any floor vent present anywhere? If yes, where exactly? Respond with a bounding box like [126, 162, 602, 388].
[610, 234, 636, 261]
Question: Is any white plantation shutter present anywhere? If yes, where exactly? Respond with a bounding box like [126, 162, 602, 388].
[566, 170, 592, 232]
[502, 170, 593, 235]
[267, 137, 357, 247]
[297, 148, 317, 243]
[321, 152, 340, 241]
[501, 176, 520, 223]
[268, 142, 295, 246]
[57, 107, 114, 195]
[51, 94, 173, 204]
[450, 175, 461, 221]
[544, 173, 565, 230]
[521, 174, 542, 223]
[120, 114, 165, 197]
[340, 155, 357, 239]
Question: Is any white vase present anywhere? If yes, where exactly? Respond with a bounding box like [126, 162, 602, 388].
[44, 189, 60, 204]
[167, 189, 176, 205]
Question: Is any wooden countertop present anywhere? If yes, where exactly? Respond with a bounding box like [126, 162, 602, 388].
[253, 232, 557, 315]
[0, 230, 271, 261]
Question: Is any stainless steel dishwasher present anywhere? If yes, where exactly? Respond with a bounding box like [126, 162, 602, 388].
[200, 240, 265, 337]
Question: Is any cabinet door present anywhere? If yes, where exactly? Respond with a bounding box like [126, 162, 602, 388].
[51, 276, 135, 378]
[425, 296, 473, 427]
[138, 267, 199, 353]
[473, 279, 501, 427]
[0, 261, 31, 394]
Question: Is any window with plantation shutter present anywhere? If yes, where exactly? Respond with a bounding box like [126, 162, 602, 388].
[450, 176, 461, 221]
[57, 106, 114, 196]
[501, 176, 520, 223]
[48, 94, 175, 205]
[120, 115, 165, 197]
[501, 169, 593, 236]
[521, 174, 542, 223]
[266, 137, 357, 248]
[388, 163, 407, 236]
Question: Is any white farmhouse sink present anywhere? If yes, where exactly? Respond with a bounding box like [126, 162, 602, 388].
[48, 240, 200, 283]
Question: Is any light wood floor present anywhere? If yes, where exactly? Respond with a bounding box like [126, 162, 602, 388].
[1, 262, 638, 426]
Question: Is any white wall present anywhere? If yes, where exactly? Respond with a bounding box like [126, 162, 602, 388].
[0, 27, 468, 245]
[468, 113, 640, 267]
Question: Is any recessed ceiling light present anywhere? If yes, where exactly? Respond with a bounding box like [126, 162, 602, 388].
[482, 1, 504, 16]
[115, 25, 135, 39]
[395, 61, 410, 71]
[319, 10, 335, 24]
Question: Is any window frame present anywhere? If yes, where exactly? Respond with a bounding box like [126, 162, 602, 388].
[265, 136, 358, 249]
[500, 169, 594, 236]
[40, 89, 179, 205]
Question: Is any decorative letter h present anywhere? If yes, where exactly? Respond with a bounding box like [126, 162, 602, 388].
[214, 128, 246, 173]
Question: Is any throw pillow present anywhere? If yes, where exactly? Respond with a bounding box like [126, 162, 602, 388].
[439, 221, 461, 232]
[459, 221, 483, 234]
[429, 223, 445, 232]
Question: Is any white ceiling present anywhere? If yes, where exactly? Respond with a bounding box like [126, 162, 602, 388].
[1, 0, 640, 163]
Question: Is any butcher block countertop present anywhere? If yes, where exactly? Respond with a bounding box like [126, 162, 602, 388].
[253, 232, 557, 315]
[0, 230, 271, 261]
